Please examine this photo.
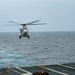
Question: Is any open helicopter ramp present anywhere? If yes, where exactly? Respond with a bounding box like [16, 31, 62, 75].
[0, 63, 75, 75]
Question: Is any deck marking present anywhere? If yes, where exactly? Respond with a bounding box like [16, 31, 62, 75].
[16, 67, 32, 75]
[38, 66, 69, 75]
[58, 64, 75, 70]
[9, 68, 22, 75]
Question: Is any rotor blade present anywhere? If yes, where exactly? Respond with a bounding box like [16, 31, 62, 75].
[27, 23, 46, 25]
[8, 21, 21, 25]
[26, 20, 41, 25]
[2, 25, 21, 26]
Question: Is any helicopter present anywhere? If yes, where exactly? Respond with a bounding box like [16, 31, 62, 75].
[8, 20, 46, 39]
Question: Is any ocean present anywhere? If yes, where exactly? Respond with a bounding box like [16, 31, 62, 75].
[0, 32, 75, 68]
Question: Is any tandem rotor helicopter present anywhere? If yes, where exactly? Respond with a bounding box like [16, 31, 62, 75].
[8, 20, 46, 39]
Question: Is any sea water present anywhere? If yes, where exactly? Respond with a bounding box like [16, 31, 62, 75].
[0, 32, 75, 68]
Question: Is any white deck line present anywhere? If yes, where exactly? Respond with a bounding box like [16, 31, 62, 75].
[9, 68, 22, 75]
[58, 64, 75, 70]
[22, 73, 32, 75]
[38, 66, 69, 75]
[16, 67, 32, 75]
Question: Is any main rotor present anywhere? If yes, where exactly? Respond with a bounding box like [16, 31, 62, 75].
[8, 20, 46, 26]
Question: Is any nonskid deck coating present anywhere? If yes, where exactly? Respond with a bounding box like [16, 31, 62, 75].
[0, 63, 75, 75]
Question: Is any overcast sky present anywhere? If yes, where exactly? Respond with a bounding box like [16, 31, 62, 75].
[0, 0, 75, 32]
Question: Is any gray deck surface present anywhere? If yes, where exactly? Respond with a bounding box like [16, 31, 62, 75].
[0, 63, 75, 75]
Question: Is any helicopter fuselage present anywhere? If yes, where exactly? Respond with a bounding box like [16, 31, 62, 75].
[19, 25, 30, 39]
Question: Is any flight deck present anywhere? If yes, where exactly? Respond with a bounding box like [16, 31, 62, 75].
[0, 63, 75, 75]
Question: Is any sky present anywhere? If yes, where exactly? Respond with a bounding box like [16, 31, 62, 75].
[0, 0, 75, 32]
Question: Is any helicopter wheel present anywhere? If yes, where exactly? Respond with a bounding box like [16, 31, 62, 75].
[27, 35, 30, 39]
[19, 35, 21, 39]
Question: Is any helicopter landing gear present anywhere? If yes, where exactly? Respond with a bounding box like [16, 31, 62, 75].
[27, 35, 30, 39]
[19, 35, 21, 39]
